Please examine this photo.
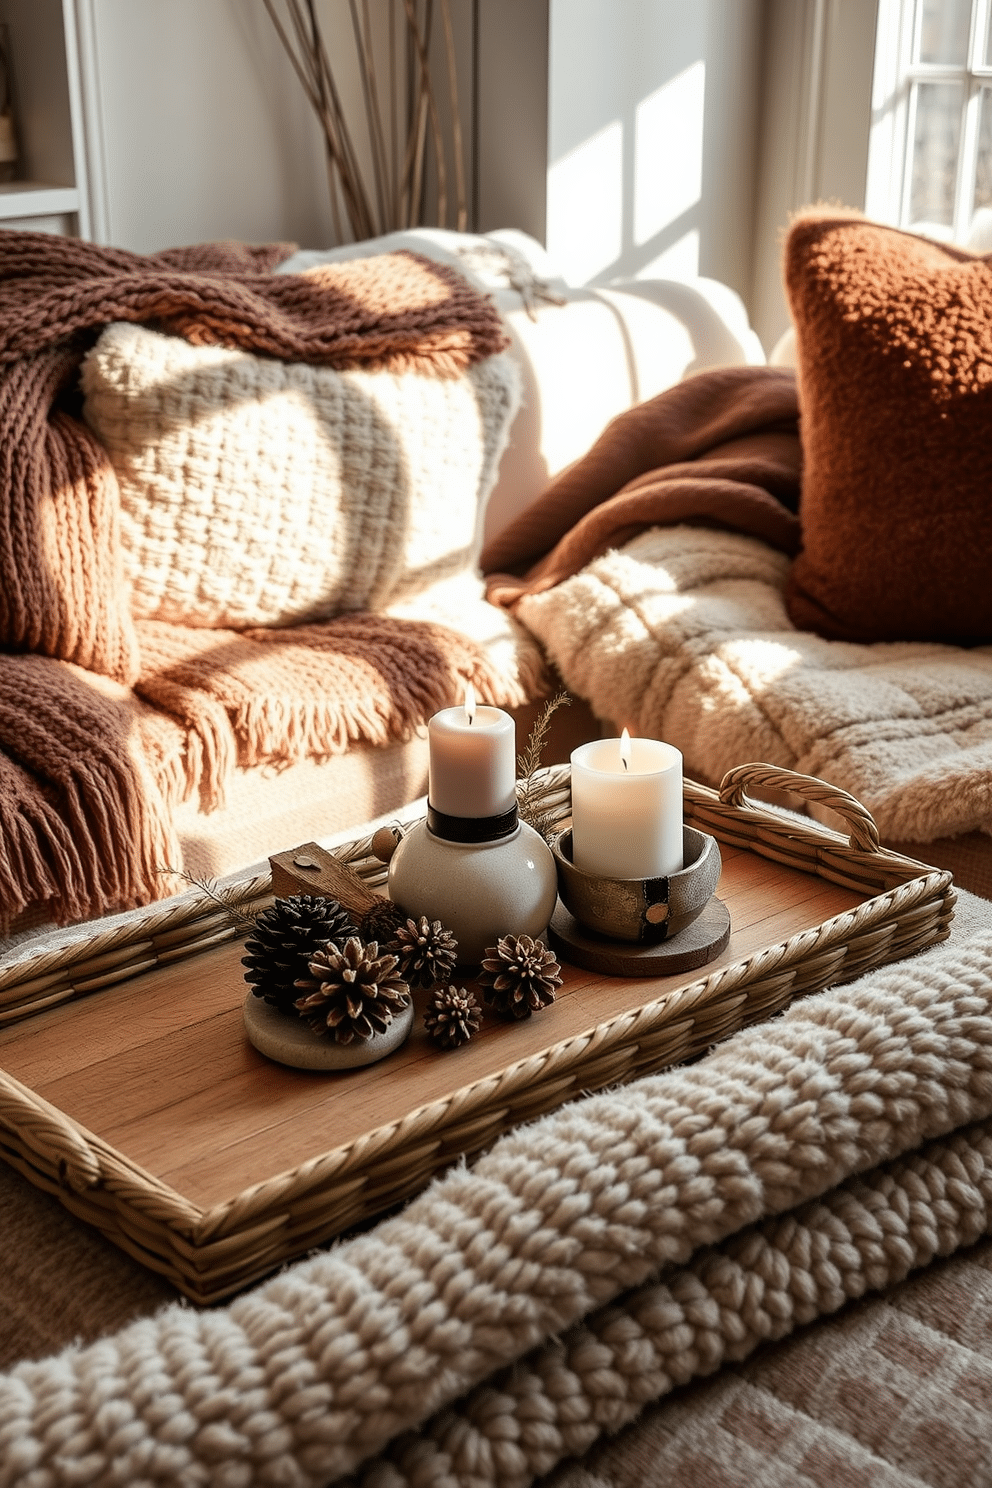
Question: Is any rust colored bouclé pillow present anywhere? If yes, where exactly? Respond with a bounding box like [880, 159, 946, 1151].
[784, 208, 992, 644]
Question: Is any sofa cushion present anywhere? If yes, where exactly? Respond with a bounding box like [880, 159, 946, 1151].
[783, 208, 992, 644]
[82, 323, 520, 629]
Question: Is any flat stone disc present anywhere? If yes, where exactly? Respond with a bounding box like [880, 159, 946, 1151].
[548, 896, 731, 978]
[243, 993, 414, 1070]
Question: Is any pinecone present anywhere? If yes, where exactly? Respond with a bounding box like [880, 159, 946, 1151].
[294, 937, 411, 1043]
[392, 915, 459, 990]
[423, 985, 482, 1049]
[242, 895, 359, 1013]
[359, 896, 407, 945]
[479, 934, 562, 1020]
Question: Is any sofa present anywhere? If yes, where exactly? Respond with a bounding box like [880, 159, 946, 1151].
[0, 224, 764, 945]
[3, 211, 991, 951]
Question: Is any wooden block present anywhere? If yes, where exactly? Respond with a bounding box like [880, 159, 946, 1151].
[269, 842, 381, 917]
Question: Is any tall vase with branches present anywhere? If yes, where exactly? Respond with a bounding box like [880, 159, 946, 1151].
[263, 0, 468, 242]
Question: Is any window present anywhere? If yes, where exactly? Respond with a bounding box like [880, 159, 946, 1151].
[866, 0, 992, 243]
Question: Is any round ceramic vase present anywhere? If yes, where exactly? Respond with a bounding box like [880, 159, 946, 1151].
[387, 818, 559, 964]
[243, 993, 414, 1070]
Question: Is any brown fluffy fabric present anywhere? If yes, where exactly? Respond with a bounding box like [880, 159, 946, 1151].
[481, 366, 801, 607]
[784, 208, 992, 644]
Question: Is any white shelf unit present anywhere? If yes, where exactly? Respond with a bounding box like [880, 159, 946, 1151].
[0, 0, 88, 235]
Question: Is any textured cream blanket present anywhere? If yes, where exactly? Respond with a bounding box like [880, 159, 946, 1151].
[3, 923, 992, 1486]
[516, 525, 992, 845]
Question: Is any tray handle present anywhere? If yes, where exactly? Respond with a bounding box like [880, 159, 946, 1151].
[717, 763, 882, 855]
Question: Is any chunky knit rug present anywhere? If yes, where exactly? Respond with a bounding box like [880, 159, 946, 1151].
[513, 524, 992, 848]
[2, 914, 992, 1486]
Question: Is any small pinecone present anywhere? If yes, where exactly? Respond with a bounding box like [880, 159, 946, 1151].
[359, 896, 407, 945]
[242, 895, 359, 1013]
[479, 934, 562, 1020]
[392, 915, 459, 990]
[423, 984, 482, 1049]
[294, 937, 411, 1043]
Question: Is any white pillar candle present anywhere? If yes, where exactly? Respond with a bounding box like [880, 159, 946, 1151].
[570, 731, 683, 879]
[428, 684, 517, 818]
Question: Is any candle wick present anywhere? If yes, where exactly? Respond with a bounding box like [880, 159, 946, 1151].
[621, 756, 628, 772]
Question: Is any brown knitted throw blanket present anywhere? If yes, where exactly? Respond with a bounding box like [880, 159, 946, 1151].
[0, 231, 514, 929]
[482, 365, 801, 606]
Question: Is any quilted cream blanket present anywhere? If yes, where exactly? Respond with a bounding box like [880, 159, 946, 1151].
[515, 524, 992, 846]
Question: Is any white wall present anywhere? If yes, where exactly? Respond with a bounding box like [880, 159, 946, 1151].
[78, 0, 339, 252]
[545, 0, 762, 302]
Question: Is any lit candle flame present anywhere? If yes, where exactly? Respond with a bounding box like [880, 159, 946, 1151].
[463, 682, 477, 726]
[620, 727, 631, 772]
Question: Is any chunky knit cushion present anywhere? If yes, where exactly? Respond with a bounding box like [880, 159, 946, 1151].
[81, 323, 520, 628]
[783, 208, 992, 644]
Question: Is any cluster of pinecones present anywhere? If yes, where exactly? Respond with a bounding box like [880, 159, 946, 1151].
[243, 893, 561, 1050]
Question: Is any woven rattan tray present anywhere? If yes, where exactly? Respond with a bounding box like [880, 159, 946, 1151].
[0, 763, 955, 1302]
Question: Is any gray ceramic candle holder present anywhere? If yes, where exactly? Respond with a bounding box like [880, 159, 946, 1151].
[551, 825, 722, 944]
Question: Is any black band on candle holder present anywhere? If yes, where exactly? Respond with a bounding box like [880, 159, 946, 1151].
[427, 802, 519, 843]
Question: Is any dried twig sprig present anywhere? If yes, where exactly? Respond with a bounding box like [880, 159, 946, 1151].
[479, 935, 562, 1020]
[294, 938, 410, 1044]
[161, 866, 261, 931]
[392, 915, 459, 990]
[423, 984, 482, 1049]
[242, 895, 359, 1014]
[516, 690, 571, 841]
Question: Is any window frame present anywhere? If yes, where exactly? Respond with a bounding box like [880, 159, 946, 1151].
[866, 0, 992, 240]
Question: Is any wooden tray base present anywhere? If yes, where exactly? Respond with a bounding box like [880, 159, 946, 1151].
[548, 895, 731, 976]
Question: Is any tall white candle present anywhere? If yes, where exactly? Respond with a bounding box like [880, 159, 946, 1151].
[428, 684, 517, 818]
[570, 731, 683, 879]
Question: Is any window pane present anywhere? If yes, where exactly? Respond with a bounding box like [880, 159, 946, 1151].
[975, 87, 992, 209]
[916, 0, 971, 64]
[909, 81, 963, 227]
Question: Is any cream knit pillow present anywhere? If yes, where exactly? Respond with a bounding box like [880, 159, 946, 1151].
[81, 322, 520, 628]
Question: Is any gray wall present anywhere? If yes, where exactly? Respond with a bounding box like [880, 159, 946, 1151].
[545, 0, 762, 306]
[75, 0, 547, 255]
[46, 0, 879, 349]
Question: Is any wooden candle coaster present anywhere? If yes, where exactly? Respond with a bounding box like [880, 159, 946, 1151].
[548, 895, 731, 978]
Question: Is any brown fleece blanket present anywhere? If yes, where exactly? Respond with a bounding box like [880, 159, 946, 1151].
[482, 365, 801, 606]
[0, 232, 516, 929]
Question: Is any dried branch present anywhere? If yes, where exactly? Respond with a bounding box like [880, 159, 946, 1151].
[160, 867, 261, 931]
[440, 0, 467, 231]
[517, 691, 572, 840]
[266, 0, 466, 239]
[349, 0, 390, 231]
[402, 0, 446, 226]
